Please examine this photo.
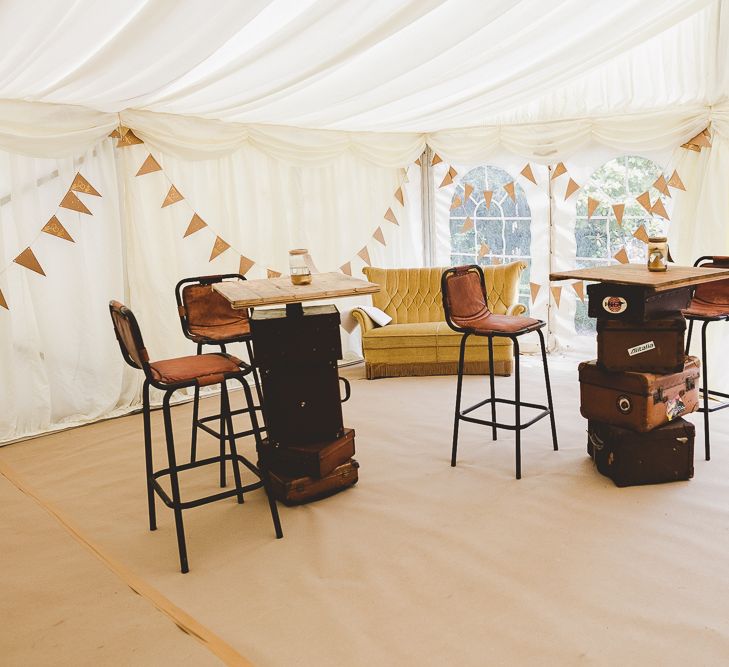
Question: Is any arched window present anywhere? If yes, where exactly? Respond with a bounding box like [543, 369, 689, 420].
[574, 155, 668, 332]
[449, 165, 532, 308]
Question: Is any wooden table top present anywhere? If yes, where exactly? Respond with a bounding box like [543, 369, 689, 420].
[549, 263, 729, 292]
[213, 271, 380, 309]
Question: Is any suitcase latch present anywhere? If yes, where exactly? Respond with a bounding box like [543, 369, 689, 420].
[652, 387, 665, 403]
[686, 377, 696, 391]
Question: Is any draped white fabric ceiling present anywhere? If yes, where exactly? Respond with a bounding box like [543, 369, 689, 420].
[0, 0, 724, 134]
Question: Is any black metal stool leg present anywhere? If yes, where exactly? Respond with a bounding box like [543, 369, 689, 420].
[513, 337, 521, 480]
[451, 334, 469, 467]
[221, 381, 244, 505]
[701, 321, 710, 461]
[685, 319, 694, 356]
[218, 383, 227, 488]
[243, 379, 283, 539]
[190, 342, 203, 463]
[538, 328, 558, 451]
[162, 391, 189, 574]
[142, 381, 156, 531]
[487, 335, 497, 441]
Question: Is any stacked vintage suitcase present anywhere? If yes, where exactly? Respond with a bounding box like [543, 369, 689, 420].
[579, 283, 700, 486]
[251, 305, 359, 505]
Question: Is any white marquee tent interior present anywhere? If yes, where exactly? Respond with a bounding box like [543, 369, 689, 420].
[3, 1, 729, 665]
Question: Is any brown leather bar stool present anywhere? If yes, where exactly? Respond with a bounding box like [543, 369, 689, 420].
[683, 256, 729, 461]
[175, 274, 264, 464]
[109, 300, 282, 573]
[441, 265, 558, 479]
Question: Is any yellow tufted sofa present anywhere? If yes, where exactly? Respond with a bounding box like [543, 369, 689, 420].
[352, 262, 528, 379]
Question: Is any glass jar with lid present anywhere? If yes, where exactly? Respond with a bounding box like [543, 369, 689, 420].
[288, 248, 312, 285]
[647, 236, 669, 272]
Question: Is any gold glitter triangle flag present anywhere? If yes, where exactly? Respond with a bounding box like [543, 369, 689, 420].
[267, 269, 282, 278]
[431, 153, 442, 166]
[478, 243, 490, 257]
[614, 247, 630, 264]
[116, 129, 143, 147]
[384, 207, 399, 225]
[530, 282, 541, 303]
[504, 182, 516, 202]
[461, 217, 474, 232]
[0, 288, 7, 310]
[357, 246, 371, 266]
[551, 286, 562, 308]
[41, 216, 74, 242]
[612, 203, 625, 226]
[463, 183, 474, 201]
[162, 185, 184, 208]
[651, 198, 669, 220]
[492, 257, 502, 265]
[653, 174, 670, 197]
[587, 197, 600, 219]
[136, 154, 162, 176]
[209, 236, 230, 261]
[394, 187, 404, 206]
[373, 226, 386, 246]
[682, 129, 711, 151]
[572, 281, 585, 302]
[551, 162, 567, 179]
[450, 196, 462, 210]
[14, 247, 45, 276]
[483, 190, 493, 208]
[59, 190, 92, 215]
[633, 224, 650, 243]
[340, 262, 352, 276]
[564, 178, 580, 199]
[667, 170, 686, 191]
[183, 213, 207, 237]
[70, 173, 101, 196]
[109, 128, 121, 139]
[636, 191, 652, 212]
[239, 255, 254, 276]
[520, 164, 537, 184]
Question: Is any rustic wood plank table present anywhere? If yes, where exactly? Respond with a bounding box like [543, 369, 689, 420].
[550, 263, 729, 292]
[213, 271, 380, 313]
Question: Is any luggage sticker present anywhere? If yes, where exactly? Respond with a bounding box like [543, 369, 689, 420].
[602, 296, 627, 314]
[628, 341, 656, 356]
[666, 396, 686, 421]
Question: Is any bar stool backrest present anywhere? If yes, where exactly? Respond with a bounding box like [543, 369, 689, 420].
[441, 265, 491, 333]
[176, 274, 249, 337]
[109, 300, 150, 371]
[693, 256, 729, 305]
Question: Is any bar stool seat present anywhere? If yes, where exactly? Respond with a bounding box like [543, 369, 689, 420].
[442, 265, 558, 479]
[187, 320, 251, 342]
[683, 299, 729, 320]
[150, 353, 243, 385]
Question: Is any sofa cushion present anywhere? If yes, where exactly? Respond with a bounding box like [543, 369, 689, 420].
[363, 321, 511, 350]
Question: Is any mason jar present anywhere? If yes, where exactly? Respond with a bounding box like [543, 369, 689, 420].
[647, 236, 668, 272]
[288, 248, 312, 285]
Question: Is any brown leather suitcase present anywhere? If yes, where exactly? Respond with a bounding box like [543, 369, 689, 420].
[260, 428, 355, 478]
[587, 283, 691, 322]
[267, 459, 359, 506]
[251, 305, 342, 366]
[586, 419, 694, 487]
[579, 356, 700, 432]
[596, 315, 686, 373]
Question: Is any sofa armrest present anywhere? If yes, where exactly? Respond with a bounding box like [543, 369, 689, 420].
[352, 307, 376, 334]
[506, 303, 527, 317]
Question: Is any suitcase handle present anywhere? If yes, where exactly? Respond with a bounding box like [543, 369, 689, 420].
[339, 376, 351, 403]
[588, 431, 605, 451]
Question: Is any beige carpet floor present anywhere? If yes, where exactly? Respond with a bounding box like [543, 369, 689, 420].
[2, 352, 729, 666]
